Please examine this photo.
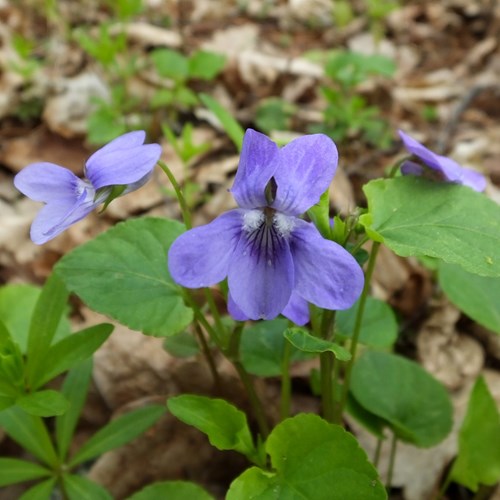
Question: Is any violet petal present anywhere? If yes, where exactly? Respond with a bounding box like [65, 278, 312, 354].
[228, 223, 294, 320]
[230, 129, 280, 209]
[85, 143, 162, 190]
[282, 291, 310, 325]
[290, 220, 364, 310]
[272, 134, 338, 215]
[168, 210, 243, 288]
[14, 163, 80, 203]
[30, 190, 98, 244]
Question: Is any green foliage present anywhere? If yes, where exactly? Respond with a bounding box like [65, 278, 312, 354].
[150, 48, 226, 112]
[105, 0, 144, 20]
[450, 376, 500, 491]
[310, 50, 395, 147]
[163, 331, 200, 358]
[438, 262, 500, 334]
[127, 481, 215, 500]
[227, 414, 386, 499]
[55, 360, 94, 460]
[0, 407, 59, 466]
[15, 390, 69, 417]
[284, 327, 351, 361]
[56, 218, 193, 337]
[336, 296, 398, 348]
[240, 319, 310, 377]
[74, 25, 126, 67]
[9, 33, 42, 79]
[351, 351, 453, 447]
[255, 97, 296, 134]
[167, 395, 259, 463]
[362, 176, 500, 277]
[0, 278, 110, 417]
[62, 474, 113, 500]
[199, 93, 245, 151]
[0, 458, 51, 487]
[68, 405, 165, 466]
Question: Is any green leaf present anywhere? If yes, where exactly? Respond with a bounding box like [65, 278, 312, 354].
[284, 327, 351, 361]
[0, 395, 14, 410]
[35, 323, 113, 388]
[439, 262, 500, 334]
[227, 414, 386, 499]
[346, 394, 386, 440]
[199, 93, 244, 152]
[55, 359, 93, 460]
[16, 390, 69, 417]
[163, 331, 200, 358]
[0, 406, 59, 466]
[56, 218, 193, 337]
[188, 50, 226, 80]
[151, 48, 189, 82]
[0, 284, 70, 352]
[336, 296, 398, 348]
[0, 458, 51, 486]
[69, 405, 165, 467]
[362, 177, 500, 277]
[241, 319, 293, 377]
[351, 351, 453, 447]
[167, 395, 256, 459]
[126, 480, 215, 500]
[19, 478, 57, 500]
[450, 376, 500, 491]
[63, 474, 113, 500]
[26, 273, 69, 387]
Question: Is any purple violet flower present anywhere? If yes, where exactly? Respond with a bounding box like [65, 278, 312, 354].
[14, 131, 162, 244]
[398, 130, 486, 192]
[168, 129, 364, 324]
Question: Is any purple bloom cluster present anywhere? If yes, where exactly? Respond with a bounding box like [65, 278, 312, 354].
[14, 131, 162, 244]
[168, 129, 364, 324]
[399, 130, 486, 192]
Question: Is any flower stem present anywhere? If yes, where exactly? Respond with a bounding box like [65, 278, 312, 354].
[373, 436, 383, 467]
[338, 241, 381, 417]
[280, 339, 292, 421]
[227, 323, 270, 438]
[319, 309, 336, 423]
[386, 432, 398, 490]
[157, 160, 192, 229]
[193, 320, 220, 386]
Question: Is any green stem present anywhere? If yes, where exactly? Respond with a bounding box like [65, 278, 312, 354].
[338, 241, 381, 416]
[193, 320, 220, 386]
[319, 310, 336, 423]
[157, 159, 192, 229]
[204, 288, 226, 338]
[280, 340, 292, 421]
[386, 433, 398, 490]
[373, 437, 383, 467]
[184, 291, 221, 345]
[349, 235, 369, 256]
[227, 324, 270, 438]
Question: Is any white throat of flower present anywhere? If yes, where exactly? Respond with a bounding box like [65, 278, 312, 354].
[242, 208, 295, 238]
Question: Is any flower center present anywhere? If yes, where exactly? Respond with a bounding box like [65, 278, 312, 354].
[242, 208, 295, 238]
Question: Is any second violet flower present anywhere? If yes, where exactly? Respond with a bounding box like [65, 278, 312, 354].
[168, 129, 364, 324]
